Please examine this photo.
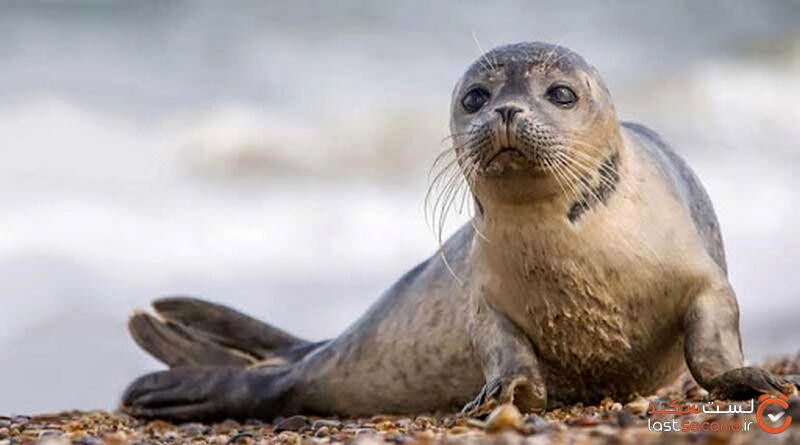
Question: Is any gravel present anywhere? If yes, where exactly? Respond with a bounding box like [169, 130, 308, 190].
[2, 355, 800, 444]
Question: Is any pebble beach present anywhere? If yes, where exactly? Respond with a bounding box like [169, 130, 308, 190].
[4, 354, 800, 444]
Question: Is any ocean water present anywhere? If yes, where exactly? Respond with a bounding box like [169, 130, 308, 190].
[0, 1, 799, 414]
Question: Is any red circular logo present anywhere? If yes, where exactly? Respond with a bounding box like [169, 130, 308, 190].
[756, 394, 792, 434]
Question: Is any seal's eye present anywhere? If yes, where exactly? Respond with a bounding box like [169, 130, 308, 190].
[546, 85, 578, 108]
[461, 87, 491, 113]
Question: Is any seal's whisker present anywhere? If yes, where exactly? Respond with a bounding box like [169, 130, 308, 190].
[425, 151, 477, 234]
[544, 156, 571, 205]
[555, 152, 608, 210]
[470, 29, 497, 73]
[552, 154, 595, 213]
[428, 139, 476, 177]
[430, 152, 477, 236]
[565, 150, 625, 194]
[561, 147, 633, 197]
[440, 125, 482, 144]
[433, 160, 480, 286]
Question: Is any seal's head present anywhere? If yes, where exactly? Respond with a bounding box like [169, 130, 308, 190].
[450, 42, 622, 206]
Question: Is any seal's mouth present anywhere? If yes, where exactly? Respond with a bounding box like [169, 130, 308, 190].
[486, 147, 525, 166]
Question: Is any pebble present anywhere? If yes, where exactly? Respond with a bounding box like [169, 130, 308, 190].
[625, 396, 651, 415]
[179, 422, 209, 436]
[567, 416, 600, 427]
[395, 418, 412, 427]
[274, 415, 309, 432]
[71, 437, 103, 445]
[314, 426, 330, 437]
[226, 432, 254, 444]
[522, 414, 549, 434]
[210, 434, 229, 445]
[617, 410, 638, 428]
[449, 426, 472, 434]
[383, 432, 410, 443]
[277, 431, 301, 444]
[38, 430, 62, 438]
[375, 420, 395, 431]
[10, 416, 29, 426]
[0, 422, 7, 429]
[414, 430, 436, 441]
[349, 434, 386, 445]
[484, 404, 523, 433]
[312, 418, 342, 430]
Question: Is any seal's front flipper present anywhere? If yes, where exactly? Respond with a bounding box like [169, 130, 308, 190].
[684, 284, 797, 398]
[461, 375, 543, 417]
[705, 367, 794, 399]
[121, 366, 294, 422]
[464, 299, 546, 417]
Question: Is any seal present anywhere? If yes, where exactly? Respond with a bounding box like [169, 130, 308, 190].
[121, 42, 799, 421]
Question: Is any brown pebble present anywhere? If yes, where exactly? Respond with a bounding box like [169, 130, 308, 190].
[414, 429, 436, 441]
[567, 416, 600, 427]
[274, 415, 309, 432]
[145, 420, 176, 433]
[210, 434, 229, 445]
[277, 431, 301, 444]
[625, 396, 650, 415]
[449, 426, 471, 434]
[375, 420, 395, 431]
[484, 404, 523, 432]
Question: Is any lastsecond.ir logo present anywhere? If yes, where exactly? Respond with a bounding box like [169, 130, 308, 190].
[757, 394, 792, 434]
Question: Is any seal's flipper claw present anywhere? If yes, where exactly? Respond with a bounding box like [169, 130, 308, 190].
[462, 375, 545, 418]
[153, 296, 308, 357]
[128, 312, 255, 368]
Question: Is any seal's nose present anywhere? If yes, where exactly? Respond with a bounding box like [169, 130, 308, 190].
[495, 105, 523, 124]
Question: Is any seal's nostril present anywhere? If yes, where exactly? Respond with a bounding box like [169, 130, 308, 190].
[495, 106, 523, 124]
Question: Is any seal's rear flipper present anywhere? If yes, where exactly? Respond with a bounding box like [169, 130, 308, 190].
[121, 366, 294, 422]
[129, 312, 256, 367]
[153, 297, 308, 356]
[129, 297, 312, 368]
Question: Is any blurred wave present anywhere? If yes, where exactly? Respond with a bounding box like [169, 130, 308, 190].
[0, 1, 799, 413]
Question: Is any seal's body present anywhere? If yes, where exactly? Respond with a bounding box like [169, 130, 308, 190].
[122, 42, 796, 421]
